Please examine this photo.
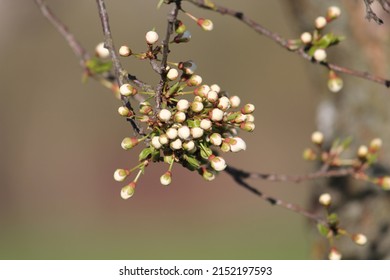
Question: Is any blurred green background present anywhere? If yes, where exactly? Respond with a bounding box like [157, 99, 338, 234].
[0, 0, 324, 259]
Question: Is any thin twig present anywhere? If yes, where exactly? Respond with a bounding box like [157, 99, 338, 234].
[363, 0, 384, 24]
[187, 0, 390, 88]
[96, 0, 144, 135]
[225, 166, 325, 223]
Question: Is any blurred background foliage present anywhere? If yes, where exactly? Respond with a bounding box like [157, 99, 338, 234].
[1, 0, 366, 259]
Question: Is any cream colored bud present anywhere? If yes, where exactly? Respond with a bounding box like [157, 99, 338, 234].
[314, 49, 327, 62]
[166, 127, 178, 140]
[167, 68, 179, 80]
[230, 137, 247, 152]
[200, 119, 212, 130]
[315, 16, 327, 29]
[151, 136, 162, 149]
[352, 234, 367, 246]
[311, 131, 324, 145]
[118, 106, 130, 117]
[191, 101, 204, 113]
[206, 90, 219, 103]
[158, 109, 172, 122]
[183, 140, 195, 151]
[217, 96, 230, 110]
[159, 134, 169, 145]
[145, 30, 159, 44]
[229, 95, 241, 108]
[209, 133, 222, 146]
[197, 18, 213, 31]
[358, 145, 368, 158]
[177, 99, 190, 111]
[119, 45, 132, 57]
[170, 138, 182, 150]
[160, 171, 172, 186]
[370, 138, 383, 150]
[246, 114, 255, 122]
[210, 108, 224, 122]
[210, 84, 221, 93]
[319, 193, 332, 206]
[174, 111, 186, 123]
[329, 248, 342, 260]
[113, 169, 129, 182]
[300, 32, 312, 44]
[120, 182, 136, 200]
[327, 6, 341, 19]
[178, 126, 191, 140]
[95, 42, 110, 58]
[209, 155, 227, 171]
[191, 127, 204, 139]
[241, 103, 255, 114]
[187, 75, 202, 86]
[119, 83, 134, 96]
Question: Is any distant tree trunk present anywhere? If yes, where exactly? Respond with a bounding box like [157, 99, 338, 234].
[287, 0, 390, 259]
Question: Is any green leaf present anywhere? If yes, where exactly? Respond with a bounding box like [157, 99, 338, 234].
[367, 153, 378, 165]
[86, 58, 113, 74]
[317, 223, 330, 237]
[227, 112, 240, 121]
[187, 119, 201, 128]
[184, 155, 201, 169]
[151, 149, 161, 162]
[139, 147, 153, 161]
[340, 136, 353, 150]
[167, 82, 180, 96]
[327, 213, 339, 226]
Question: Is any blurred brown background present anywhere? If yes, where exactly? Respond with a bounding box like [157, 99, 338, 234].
[0, 0, 360, 259]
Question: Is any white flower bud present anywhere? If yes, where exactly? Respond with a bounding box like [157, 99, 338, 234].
[328, 248, 342, 260]
[187, 75, 202, 86]
[370, 138, 383, 150]
[358, 145, 368, 158]
[160, 171, 172, 186]
[95, 42, 110, 58]
[166, 127, 178, 139]
[230, 137, 247, 152]
[234, 113, 247, 123]
[170, 138, 182, 150]
[167, 68, 179, 80]
[194, 85, 210, 98]
[229, 96, 241, 108]
[209, 155, 227, 171]
[300, 32, 312, 44]
[245, 114, 255, 122]
[210, 84, 221, 93]
[327, 6, 341, 19]
[178, 126, 191, 140]
[241, 103, 255, 114]
[119, 45, 132, 57]
[206, 90, 219, 103]
[210, 108, 224, 122]
[183, 140, 195, 151]
[209, 133, 222, 146]
[174, 111, 186, 123]
[197, 18, 214, 31]
[118, 106, 130, 117]
[145, 30, 159, 44]
[311, 131, 324, 145]
[177, 99, 190, 111]
[113, 169, 129, 182]
[119, 83, 134, 96]
[191, 127, 204, 138]
[217, 96, 231, 110]
[319, 193, 332, 206]
[159, 134, 169, 145]
[121, 182, 136, 199]
[200, 119, 212, 130]
[158, 109, 172, 122]
[328, 76, 343, 93]
[352, 234, 367, 246]
[151, 136, 162, 149]
[381, 177, 390, 190]
[313, 49, 327, 62]
[315, 16, 327, 29]
[191, 101, 204, 113]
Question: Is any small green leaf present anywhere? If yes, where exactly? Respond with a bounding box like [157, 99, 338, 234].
[139, 147, 152, 161]
[340, 136, 353, 149]
[227, 112, 240, 121]
[187, 119, 201, 128]
[167, 82, 180, 96]
[86, 58, 113, 74]
[184, 155, 201, 169]
[317, 223, 330, 237]
[327, 213, 339, 226]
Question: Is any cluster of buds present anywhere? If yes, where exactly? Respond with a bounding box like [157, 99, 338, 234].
[112, 17, 254, 199]
[296, 6, 345, 92]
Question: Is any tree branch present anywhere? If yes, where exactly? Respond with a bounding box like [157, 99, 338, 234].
[187, 0, 390, 88]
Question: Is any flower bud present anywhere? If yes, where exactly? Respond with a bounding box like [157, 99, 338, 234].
[379, 176, 390, 190]
[197, 18, 214, 31]
[328, 247, 342, 260]
[209, 155, 227, 171]
[315, 16, 327, 29]
[114, 169, 130, 182]
[145, 30, 159, 44]
[174, 111, 186, 123]
[303, 148, 317, 160]
[241, 103, 255, 114]
[201, 168, 216, 181]
[95, 42, 110, 58]
[311, 131, 324, 145]
[119, 45, 132, 57]
[191, 127, 204, 139]
[187, 75, 203, 87]
[357, 145, 368, 159]
[178, 60, 197, 75]
[173, 30, 191, 43]
[160, 171, 172, 186]
[217, 96, 231, 110]
[120, 83, 137, 96]
[209, 133, 222, 146]
[200, 119, 212, 130]
[118, 106, 131, 117]
[229, 137, 247, 152]
[121, 182, 136, 199]
[328, 76, 343, 93]
[175, 20, 186, 34]
[300, 32, 312, 44]
[191, 101, 204, 113]
[370, 138, 382, 151]
[210, 108, 224, 122]
[210, 84, 221, 93]
[206, 90, 219, 103]
[177, 99, 190, 111]
[121, 137, 139, 150]
[319, 193, 332, 206]
[166, 127, 178, 139]
[327, 6, 341, 20]
[183, 140, 195, 151]
[194, 85, 210, 98]
[240, 122, 255, 132]
[234, 113, 247, 123]
[178, 126, 191, 140]
[170, 138, 182, 150]
[158, 109, 172, 122]
[313, 49, 327, 62]
[220, 141, 231, 152]
[159, 134, 169, 145]
[167, 68, 179, 80]
[151, 136, 162, 149]
[229, 96, 241, 108]
[352, 233, 367, 246]
[139, 102, 153, 115]
[245, 114, 255, 122]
